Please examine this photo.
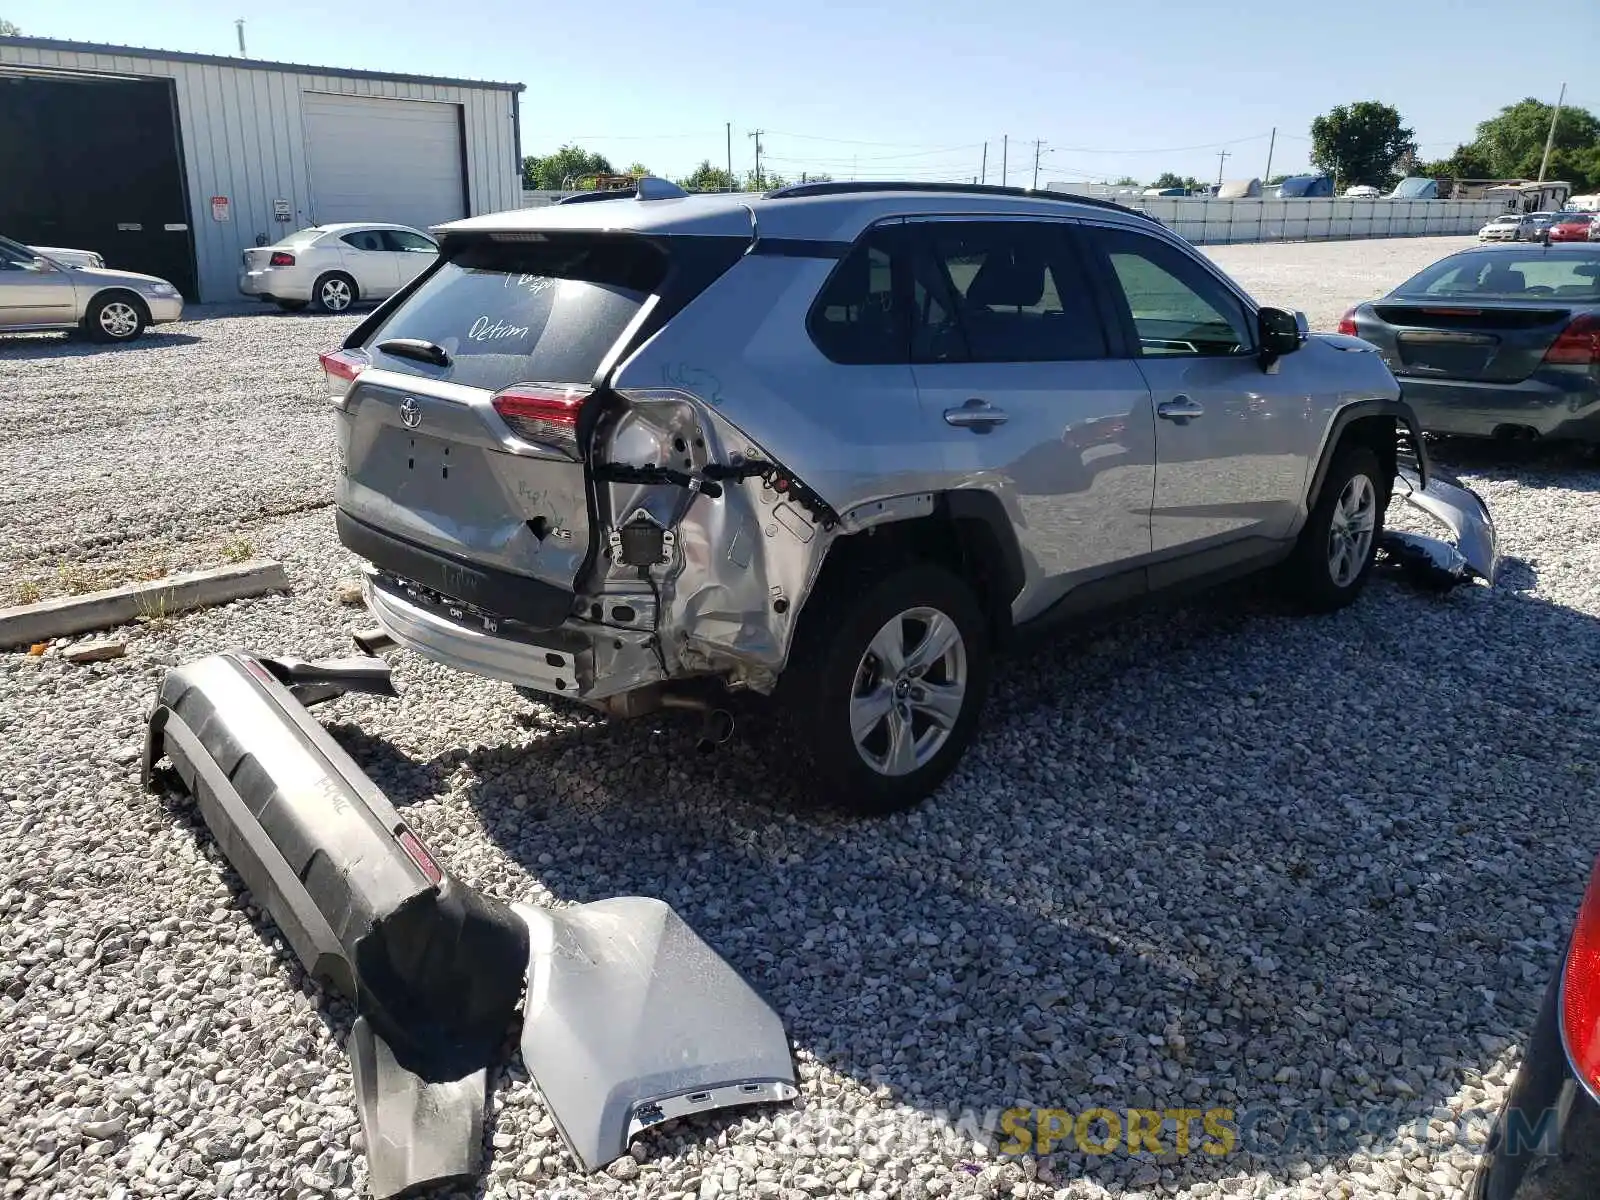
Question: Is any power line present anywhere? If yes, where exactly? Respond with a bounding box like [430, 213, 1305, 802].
[1045, 131, 1274, 156]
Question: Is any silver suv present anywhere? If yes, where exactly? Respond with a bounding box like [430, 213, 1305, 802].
[326, 180, 1496, 813]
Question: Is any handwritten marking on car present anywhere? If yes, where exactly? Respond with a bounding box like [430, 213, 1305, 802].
[469, 315, 532, 342]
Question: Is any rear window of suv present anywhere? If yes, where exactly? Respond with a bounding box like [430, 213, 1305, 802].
[363, 236, 667, 391]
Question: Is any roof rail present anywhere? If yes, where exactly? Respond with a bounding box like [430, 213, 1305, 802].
[764, 180, 1153, 220]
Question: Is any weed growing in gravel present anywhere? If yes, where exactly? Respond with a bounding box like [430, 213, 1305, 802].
[13, 580, 42, 605]
[220, 538, 254, 564]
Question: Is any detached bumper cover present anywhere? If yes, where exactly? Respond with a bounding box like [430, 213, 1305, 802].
[1382, 466, 1501, 588]
[144, 649, 798, 1193]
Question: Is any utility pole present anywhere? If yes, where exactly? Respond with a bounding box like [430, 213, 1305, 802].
[980, 141, 987, 184]
[1032, 140, 1043, 189]
[235, 19, 247, 56]
[749, 129, 765, 190]
[1215, 148, 1231, 189]
[1538, 82, 1566, 183]
[1263, 127, 1276, 185]
[726, 122, 733, 191]
[1001, 135, 1008, 185]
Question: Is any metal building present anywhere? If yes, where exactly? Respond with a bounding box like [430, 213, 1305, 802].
[0, 36, 524, 301]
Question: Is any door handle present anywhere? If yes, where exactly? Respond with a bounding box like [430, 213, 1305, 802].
[1156, 395, 1205, 422]
[944, 398, 1009, 431]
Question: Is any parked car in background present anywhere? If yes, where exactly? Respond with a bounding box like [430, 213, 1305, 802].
[1548, 213, 1596, 244]
[0, 233, 183, 341]
[29, 244, 105, 270]
[1526, 212, 1563, 242]
[1339, 244, 1600, 443]
[1470, 850, 1600, 1199]
[1480, 214, 1534, 242]
[323, 179, 1498, 814]
[239, 223, 439, 313]
[1275, 174, 1335, 198]
[1343, 185, 1383, 198]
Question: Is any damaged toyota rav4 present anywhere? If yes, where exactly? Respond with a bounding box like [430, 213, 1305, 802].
[324, 179, 1500, 814]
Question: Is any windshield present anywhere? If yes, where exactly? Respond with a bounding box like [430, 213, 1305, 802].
[1393, 250, 1600, 301]
[1555, 213, 1593, 223]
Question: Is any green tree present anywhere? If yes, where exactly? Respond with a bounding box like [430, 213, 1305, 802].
[624, 162, 651, 177]
[1150, 172, 1203, 192]
[1473, 99, 1600, 186]
[1113, 175, 1140, 186]
[0, 18, 21, 35]
[522, 145, 615, 190]
[677, 159, 737, 191]
[741, 169, 788, 191]
[1309, 102, 1416, 188]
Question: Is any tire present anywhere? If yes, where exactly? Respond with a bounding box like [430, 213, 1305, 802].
[1284, 443, 1386, 612]
[83, 292, 147, 342]
[311, 273, 357, 314]
[276, 299, 309, 313]
[783, 562, 990, 816]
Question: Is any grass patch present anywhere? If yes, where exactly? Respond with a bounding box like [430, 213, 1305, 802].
[220, 538, 254, 564]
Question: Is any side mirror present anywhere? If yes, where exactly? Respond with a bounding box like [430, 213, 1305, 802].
[1258, 306, 1303, 360]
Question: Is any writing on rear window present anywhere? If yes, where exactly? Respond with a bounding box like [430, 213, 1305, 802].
[469, 315, 532, 342]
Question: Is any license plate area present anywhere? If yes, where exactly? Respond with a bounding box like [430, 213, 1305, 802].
[1396, 331, 1497, 377]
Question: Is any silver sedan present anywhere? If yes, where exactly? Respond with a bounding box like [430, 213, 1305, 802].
[0, 235, 183, 342]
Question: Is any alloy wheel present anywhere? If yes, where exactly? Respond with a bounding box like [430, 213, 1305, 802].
[98, 301, 140, 339]
[849, 606, 967, 777]
[321, 279, 353, 311]
[1327, 473, 1377, 587]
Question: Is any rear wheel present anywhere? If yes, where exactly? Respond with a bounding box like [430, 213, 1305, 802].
[784, 563, 990, 815]
[84, 292, 147, 342]
[312, 273, 356, 314]
[1284, 443, 1386, 611]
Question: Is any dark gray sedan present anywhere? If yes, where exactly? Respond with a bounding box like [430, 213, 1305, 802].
[1339, 244, 1600, 443]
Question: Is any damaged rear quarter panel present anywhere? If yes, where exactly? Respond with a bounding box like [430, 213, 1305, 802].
[603, 254, 950, 684]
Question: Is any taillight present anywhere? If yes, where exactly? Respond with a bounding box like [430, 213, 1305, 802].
[269, 251, 295, 266]
[395, 828, 443, 887]
[1543, 314, 1600, 366]
[1560, 854, 1600, 1098]
[1337, 308, 1359, 336]
[492, 384, 592, 458]
[320, 348, 370, 406]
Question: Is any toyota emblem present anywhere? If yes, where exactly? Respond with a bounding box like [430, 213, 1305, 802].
[399, 397, 422, 429]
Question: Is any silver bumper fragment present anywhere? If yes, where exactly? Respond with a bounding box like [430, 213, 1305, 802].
[1385, 467, 1501, 587]
[514, 899, 798, 1172]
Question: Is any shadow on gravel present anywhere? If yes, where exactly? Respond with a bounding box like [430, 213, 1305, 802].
[315, 572, 1600, 1196]
[0, 330, 202, 356]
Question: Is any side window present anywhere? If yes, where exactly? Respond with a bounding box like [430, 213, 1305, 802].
[341, 230, 386, 252]
[807, 228, 908, 365]
[1090, 227, 1253, 357]
[383, 230, 437, 253]
[921, 222, 1108, 363]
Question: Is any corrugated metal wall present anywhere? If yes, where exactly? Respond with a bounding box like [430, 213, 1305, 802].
[0, 42, 521, 301]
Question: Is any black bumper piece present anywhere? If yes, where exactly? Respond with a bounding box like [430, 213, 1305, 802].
[335, 507, 574, 631]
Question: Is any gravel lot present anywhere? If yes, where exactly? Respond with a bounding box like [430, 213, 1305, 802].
[4, 233, 1599, 1200]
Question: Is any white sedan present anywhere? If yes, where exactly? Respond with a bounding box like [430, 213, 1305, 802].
[1478, 213, 1530, 242]
[30, 245, 106, 270]
[238, 223, 438, 313]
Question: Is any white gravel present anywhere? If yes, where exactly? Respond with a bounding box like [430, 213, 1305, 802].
[3, 237, 1599, 1200]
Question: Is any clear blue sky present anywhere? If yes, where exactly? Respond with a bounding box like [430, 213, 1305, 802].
[5, 0, 1594, 186]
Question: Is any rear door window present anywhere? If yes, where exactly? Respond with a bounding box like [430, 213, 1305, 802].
[364, 237, 666, 391]
[383, 230, 438, 254]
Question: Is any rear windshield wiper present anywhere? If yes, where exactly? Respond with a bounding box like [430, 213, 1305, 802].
[376, 338, 452, 368]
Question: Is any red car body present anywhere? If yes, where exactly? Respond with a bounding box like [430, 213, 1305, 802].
[1547, 214, 1596, 243]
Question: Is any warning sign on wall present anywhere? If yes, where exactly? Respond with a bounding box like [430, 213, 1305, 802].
[211, 196, 231, 222]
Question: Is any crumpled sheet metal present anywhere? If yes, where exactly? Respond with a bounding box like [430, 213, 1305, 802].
[513, 899, 798, 1172]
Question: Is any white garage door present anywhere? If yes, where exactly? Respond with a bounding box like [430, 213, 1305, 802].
[303, 92, 466, 230]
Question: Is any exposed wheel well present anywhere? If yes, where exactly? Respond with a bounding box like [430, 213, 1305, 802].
[1311, 414, 1399, 510]
[806, 501, 1022, 647]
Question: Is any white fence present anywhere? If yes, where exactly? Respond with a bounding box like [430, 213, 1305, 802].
[1102, 196, 1502, 244]
[519, 189, 1504, 244]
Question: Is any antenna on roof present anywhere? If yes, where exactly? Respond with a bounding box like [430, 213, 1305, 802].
[235, 19, 247, 57]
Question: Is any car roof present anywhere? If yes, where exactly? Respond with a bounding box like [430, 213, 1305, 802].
[436, 182, 1157, 244]
[305, 222, 428, 235]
